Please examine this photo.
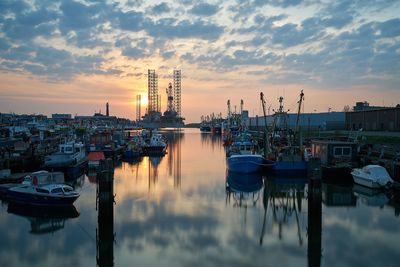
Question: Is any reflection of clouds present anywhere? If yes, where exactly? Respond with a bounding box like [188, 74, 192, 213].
[115, 199, 220, 251]
[0, 208, 96, 267]
[323, 203, 400, 267]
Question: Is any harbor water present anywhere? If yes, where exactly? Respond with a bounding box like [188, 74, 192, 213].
[1, 128, 400, 267]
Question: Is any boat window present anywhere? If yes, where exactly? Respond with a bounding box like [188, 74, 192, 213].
[63, 187, 73, 193]
[36, 188, 49, 194]
[334, 146, 351, 157]
[334, 147, 342, 156]
[65, 146, 73, 153]
[51, 188, 63, 194]
[343, 147, 351, 156]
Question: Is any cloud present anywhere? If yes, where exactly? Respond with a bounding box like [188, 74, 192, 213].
[145, 18, 224, 40]
[151, 2, 170, 14]
[117, 10, 146, 32]
[59, 0, 102, 32]
[189, 3, 220, 16]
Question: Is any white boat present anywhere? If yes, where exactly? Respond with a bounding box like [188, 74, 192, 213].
[7, 183, 80, 206]
[143, 133, 167, 155]
[44, 141, 87, 168]
[351, 165, 393, 188]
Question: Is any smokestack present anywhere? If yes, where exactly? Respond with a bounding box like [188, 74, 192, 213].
[106, 102, 109, 116]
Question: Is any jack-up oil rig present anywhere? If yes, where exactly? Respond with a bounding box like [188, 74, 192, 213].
[138, 69, 184, 128]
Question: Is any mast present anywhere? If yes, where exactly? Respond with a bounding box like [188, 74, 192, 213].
[227, 99, 231, 128]
[260, 92, 270, 157]
[294, 90, 305, 145]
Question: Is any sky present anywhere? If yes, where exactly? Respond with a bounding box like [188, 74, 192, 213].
[0, 0, 399, 123]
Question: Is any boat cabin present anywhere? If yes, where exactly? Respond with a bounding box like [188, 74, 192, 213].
[59, 141, 84, 154]
[311, 140, 358, 167]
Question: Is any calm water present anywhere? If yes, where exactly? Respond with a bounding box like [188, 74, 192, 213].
[1, 128, 400, 267]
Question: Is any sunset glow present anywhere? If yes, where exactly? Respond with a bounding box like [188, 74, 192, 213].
[0, 0, 399, 122]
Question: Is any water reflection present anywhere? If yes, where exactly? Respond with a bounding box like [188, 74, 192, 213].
[200, 131, 222, 149]
[322, 181, 357, 207]
[353, 184, 391, 207]
[1, 129, 400, 267]
[7, 203, 79, 235]
[262, 177, 307, 245]
[225, 171, 264, 231]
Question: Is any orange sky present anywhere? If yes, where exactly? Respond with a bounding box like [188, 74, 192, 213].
[0, 0, 399, 123]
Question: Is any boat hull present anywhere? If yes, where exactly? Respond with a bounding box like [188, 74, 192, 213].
[352, 174, 382, 188]
[143, 146, 167, 156]
[227, 155, 264, 173]
[7, 189, 79, 207]
[268, 160, 307, 175]
[124, 150, 141, 158]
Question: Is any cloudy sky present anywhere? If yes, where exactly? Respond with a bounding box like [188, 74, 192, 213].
[0, 0, 399, 122]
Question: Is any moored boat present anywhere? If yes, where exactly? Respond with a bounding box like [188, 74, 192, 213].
[351, 165, 394, 189]
[226, 138, 264, 173]
[44, 140, 87, 168]
[143, 133, 167, 155]
[227, 154, 265, 173]
[7, 183, 80, 206]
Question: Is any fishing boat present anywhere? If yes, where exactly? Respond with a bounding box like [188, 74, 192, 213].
[351, 165, 394, 189]
[44, 140, 87, 168]
[226, 138, 264, 173]
[260, 91, 308, 176]
[143, 132, 167, 155]
[124, 135, 144, 158]
[6, 183, 80, 206]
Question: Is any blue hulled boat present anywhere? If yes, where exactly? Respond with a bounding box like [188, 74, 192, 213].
[227, 154, 265, 173]
[227, 139, 264, 174]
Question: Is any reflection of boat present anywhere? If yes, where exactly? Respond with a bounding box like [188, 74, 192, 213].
[260, 177, 306, 245]
[353, 184, 391, 206]
[226, 171, 263, 193]
[7, 203, 79, 234]
[226, 172, 263, 215]
[351, 165, 394, 189]
[7, 183, 80, 206]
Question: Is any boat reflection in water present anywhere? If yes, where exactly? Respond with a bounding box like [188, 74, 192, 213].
[7, 203, 79, 235]
[353, 184, 392, 207]
[225, 171, 264, 207]
[261, 176, 307, 244]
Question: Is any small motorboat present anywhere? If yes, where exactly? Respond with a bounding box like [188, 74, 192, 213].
[7, 183, 80, 206]
[351, 165, 393, 189]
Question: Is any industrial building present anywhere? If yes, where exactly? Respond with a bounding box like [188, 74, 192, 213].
[345, 107, 400, 131]
[248, 112, 346, 131]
